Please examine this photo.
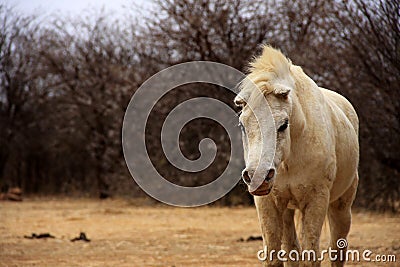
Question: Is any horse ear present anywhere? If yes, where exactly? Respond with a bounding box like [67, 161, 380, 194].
[274, 84, 291, 99]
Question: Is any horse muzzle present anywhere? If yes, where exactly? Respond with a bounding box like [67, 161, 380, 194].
[242, 168, 275, 196]
[249, 180, 273, 196]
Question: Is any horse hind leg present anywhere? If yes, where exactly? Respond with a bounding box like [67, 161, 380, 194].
[328, 173, 358, 267]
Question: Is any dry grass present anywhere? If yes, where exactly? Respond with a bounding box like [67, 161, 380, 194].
[0, 198, 399, 266]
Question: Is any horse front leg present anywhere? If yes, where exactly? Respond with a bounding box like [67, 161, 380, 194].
[299, 187, 330, 267]
[255, 195, 284, 267]
[282, 208, 300, 267]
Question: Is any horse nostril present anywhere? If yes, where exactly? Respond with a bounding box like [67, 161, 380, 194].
[265, 169, 275, 182]
[242, 170, 251, 185]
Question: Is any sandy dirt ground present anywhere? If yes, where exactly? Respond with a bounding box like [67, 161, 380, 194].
[0, 198, 399, 266]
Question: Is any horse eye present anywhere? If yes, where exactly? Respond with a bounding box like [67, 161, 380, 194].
[278, 119, 289, 132]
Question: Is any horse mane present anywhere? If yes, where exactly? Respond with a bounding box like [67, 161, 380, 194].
[237, 45, 293, 100]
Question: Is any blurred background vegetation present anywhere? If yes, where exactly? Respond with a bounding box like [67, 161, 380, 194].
[0, 0, 399, 211]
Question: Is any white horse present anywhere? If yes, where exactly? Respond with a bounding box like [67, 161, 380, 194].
[235, 46, 359, 266]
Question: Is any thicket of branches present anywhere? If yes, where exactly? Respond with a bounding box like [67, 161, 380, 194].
[0, 0, 398, 211]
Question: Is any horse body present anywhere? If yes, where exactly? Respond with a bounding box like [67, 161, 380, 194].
[279, 65, 358, 205]
[235, 46, 359, 266]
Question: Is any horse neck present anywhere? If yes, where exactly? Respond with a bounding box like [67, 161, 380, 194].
[287, 67, 321, 155]
[289, 77, 310, 140]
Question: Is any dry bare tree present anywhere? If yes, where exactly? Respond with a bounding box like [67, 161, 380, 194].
[39, 12, 141, 197]
[0, 5, 48, 191]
